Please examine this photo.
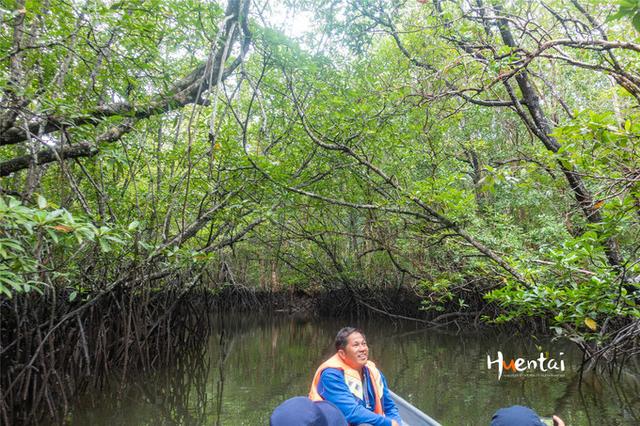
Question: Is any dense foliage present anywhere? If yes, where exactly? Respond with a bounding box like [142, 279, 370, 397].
[1, 0, 639, 360]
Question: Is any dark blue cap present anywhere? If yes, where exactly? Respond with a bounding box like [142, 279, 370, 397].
[491, 406, 545, 426]
[270, 397, 348, 426]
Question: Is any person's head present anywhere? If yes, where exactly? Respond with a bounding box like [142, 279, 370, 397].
[490, 406, 546, 426]
[335, 327, 368, 370]
[270, 397, 347, 426]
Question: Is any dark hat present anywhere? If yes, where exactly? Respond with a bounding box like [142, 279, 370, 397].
[270, 396, 347, 426]
[491, 405, 545, 426]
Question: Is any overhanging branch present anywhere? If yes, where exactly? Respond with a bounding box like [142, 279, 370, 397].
[0, 0, 250, 147]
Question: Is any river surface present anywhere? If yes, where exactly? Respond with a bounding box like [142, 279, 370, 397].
[67, 313, 640, 425]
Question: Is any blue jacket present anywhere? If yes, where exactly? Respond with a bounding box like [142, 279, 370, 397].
[317, 367, 402, 426]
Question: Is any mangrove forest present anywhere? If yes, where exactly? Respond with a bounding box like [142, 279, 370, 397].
[1, 0, 639, 424]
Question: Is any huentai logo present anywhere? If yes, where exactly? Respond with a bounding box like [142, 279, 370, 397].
[486, 351, 565, 380]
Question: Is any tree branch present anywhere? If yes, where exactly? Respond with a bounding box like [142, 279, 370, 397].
[0, 0, 250, 147]
[0, 121, 133, 177]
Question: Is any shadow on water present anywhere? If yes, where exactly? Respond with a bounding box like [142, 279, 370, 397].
[64, 313, 640, 426]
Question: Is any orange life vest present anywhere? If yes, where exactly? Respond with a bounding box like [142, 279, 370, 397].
[309, 353, 384, 415]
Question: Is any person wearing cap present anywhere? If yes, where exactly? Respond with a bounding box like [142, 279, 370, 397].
[490, 405, 565, 426]
[309, 327, 403, 426]
[270, 396, 347, 426]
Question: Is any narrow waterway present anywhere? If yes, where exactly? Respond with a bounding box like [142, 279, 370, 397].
[65, 313, 640, 425]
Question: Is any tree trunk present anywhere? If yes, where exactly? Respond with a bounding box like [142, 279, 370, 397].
[493, 5, 624, 270]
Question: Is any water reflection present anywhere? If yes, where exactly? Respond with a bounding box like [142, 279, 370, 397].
[66, 314, 640, 425]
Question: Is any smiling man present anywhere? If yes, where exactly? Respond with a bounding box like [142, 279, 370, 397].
[309, 327, 403, 426]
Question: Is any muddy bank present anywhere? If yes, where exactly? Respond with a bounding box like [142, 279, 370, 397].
[226, 285, 547, 332]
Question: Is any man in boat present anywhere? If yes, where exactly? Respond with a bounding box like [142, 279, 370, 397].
[309, 327, 403, 426]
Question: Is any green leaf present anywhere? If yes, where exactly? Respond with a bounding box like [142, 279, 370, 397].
[606, 10, 628, 22]
[0, 284, 12, 298]
[46, 229, 59, 243]
[37, 194, 48, 209]
[98, 239, 111, 252]
[632, 12, 640, 31]
[619, 0, 638, 9]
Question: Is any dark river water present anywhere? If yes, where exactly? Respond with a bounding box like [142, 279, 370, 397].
[66, 313, 640, 425]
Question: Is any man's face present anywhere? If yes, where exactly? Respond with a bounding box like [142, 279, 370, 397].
[338, 332, 368, 370]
